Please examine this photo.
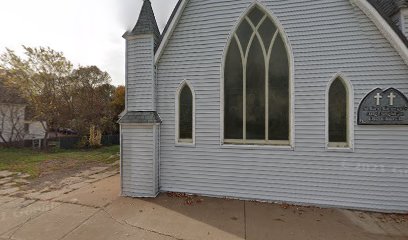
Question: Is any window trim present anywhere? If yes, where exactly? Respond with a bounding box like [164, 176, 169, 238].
[325, 73, 354, 152]
[175, 80, 196, 146]
[220, 2, 295, 148]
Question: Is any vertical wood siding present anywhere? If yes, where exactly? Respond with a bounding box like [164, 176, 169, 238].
[156, 0, 408, 212]
[127, 35, 154, 111]
[121, 125, 157, 197]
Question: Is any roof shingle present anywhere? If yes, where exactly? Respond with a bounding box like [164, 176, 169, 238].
[126, 0, 160, 44]
[368, 0, 408, 47]
[118, 111, 162, 124]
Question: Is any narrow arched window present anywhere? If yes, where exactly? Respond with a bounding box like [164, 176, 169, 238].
[177, 83, 194, 144]
[224, 6, 290, 145]
[328, 78, 349, 148]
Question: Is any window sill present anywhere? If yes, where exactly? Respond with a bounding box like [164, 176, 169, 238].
[326, 146, 354, 152]
[175, 142, 196, 148]
[221, 143, 294, 151]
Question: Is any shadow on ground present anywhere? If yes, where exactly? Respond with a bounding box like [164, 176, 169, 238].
[1, 173, 407, 240]
[104, 193, 408, 240]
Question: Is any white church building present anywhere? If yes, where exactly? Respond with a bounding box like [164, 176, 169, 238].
[119, 0, 408, 213]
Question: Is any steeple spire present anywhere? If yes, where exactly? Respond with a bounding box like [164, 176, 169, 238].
[126, 0, 160, 42]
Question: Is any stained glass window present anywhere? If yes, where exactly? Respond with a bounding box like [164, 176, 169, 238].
[224, 6, 290, 145]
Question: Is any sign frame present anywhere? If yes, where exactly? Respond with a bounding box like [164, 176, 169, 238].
[357, 88, 408, 125]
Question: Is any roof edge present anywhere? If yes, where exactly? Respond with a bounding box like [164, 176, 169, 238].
[352, 0, 408, 65]
[154, 0, 189, 64]
[368, 0, 408, 46]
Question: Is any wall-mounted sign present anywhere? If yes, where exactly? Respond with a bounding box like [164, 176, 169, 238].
[358, 88, 408, 125]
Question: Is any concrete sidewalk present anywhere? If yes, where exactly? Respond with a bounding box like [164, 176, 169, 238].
[1, 174, 407, 240]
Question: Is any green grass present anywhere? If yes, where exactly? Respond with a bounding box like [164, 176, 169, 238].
[0, 145, 120, 178]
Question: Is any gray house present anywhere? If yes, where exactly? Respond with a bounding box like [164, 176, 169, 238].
[119, 0, 408, 213]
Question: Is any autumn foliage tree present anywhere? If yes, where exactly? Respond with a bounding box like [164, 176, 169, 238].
[111, 85, 125, 121]
[68, 66, 117, 135]
[0, 46, 73, 147]
[0, 46, 125, 148]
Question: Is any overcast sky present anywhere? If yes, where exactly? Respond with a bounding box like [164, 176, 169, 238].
[0, 0, 178, 86]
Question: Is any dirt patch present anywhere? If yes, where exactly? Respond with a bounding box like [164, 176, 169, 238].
[22, 160, 118, 192]
[166, 192, 205, 205]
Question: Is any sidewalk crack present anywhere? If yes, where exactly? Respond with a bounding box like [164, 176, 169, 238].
[4, 200, 60, 239]
[101, 208, 187, 240]
[58, 209, 101, 240]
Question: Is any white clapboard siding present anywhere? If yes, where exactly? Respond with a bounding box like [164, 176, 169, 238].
[0, 104, 25, 143]
[127, 35, 154, 111]
[403, 10, 408, 38]
[121, 125, 158, 197]
[155, 0, 408, 212]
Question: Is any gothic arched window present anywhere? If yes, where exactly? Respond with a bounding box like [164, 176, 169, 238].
[177, 81, 194, 144]
[328, 78, 349, 148]
[224, 6, 291, 145]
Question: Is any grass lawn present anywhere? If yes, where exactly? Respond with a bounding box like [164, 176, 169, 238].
[0, 145, 120, 178]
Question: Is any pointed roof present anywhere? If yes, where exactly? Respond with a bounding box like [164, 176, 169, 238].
[126, 0, 160, 40]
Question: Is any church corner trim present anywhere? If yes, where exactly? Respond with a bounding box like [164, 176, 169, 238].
[350, 0, 408, 66]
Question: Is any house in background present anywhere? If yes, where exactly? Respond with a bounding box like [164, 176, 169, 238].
[0, 81, 26, 143]
[0, 81, 46, 144]
[119, 0, 408, 213]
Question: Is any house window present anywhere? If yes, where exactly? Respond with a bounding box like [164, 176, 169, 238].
[224, 6, 290, 145]
[328, 78, 349, 148]
[24, 123, 30, 134]
[177, 81, 194, 144]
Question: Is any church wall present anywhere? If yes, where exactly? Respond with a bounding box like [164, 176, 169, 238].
[156, 0, 408, 212]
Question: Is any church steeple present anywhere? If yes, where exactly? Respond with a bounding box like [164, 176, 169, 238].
[125, 0, 161, 47]
[120, 0, 162, 198]
[123, 0, 159, 113]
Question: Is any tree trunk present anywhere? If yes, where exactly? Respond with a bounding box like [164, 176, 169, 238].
[40, 121, 49, 150]
[0, 133, 9, 147]
[43, 131, 49, 150]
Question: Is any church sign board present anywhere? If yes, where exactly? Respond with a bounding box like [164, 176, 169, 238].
[358, 88, 408, 125]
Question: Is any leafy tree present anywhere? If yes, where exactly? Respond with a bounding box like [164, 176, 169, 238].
[111, 85, 125, 122]
[0, 46, 74, 147]
[68, 66, 116, 135]
[1, 47, 124, 148]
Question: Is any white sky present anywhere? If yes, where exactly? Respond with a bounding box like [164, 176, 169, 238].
[0, 0, 178, 86]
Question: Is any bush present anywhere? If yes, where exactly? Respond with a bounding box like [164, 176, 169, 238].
[88, 126, 102, 148]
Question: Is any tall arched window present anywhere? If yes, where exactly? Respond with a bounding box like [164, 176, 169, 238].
[224, 6, 291, 145]
[177, 81, 194, 144]
[328, 78, 349, 148]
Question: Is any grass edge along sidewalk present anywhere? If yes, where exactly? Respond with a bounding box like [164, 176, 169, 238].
[0, 145, 120, 178]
